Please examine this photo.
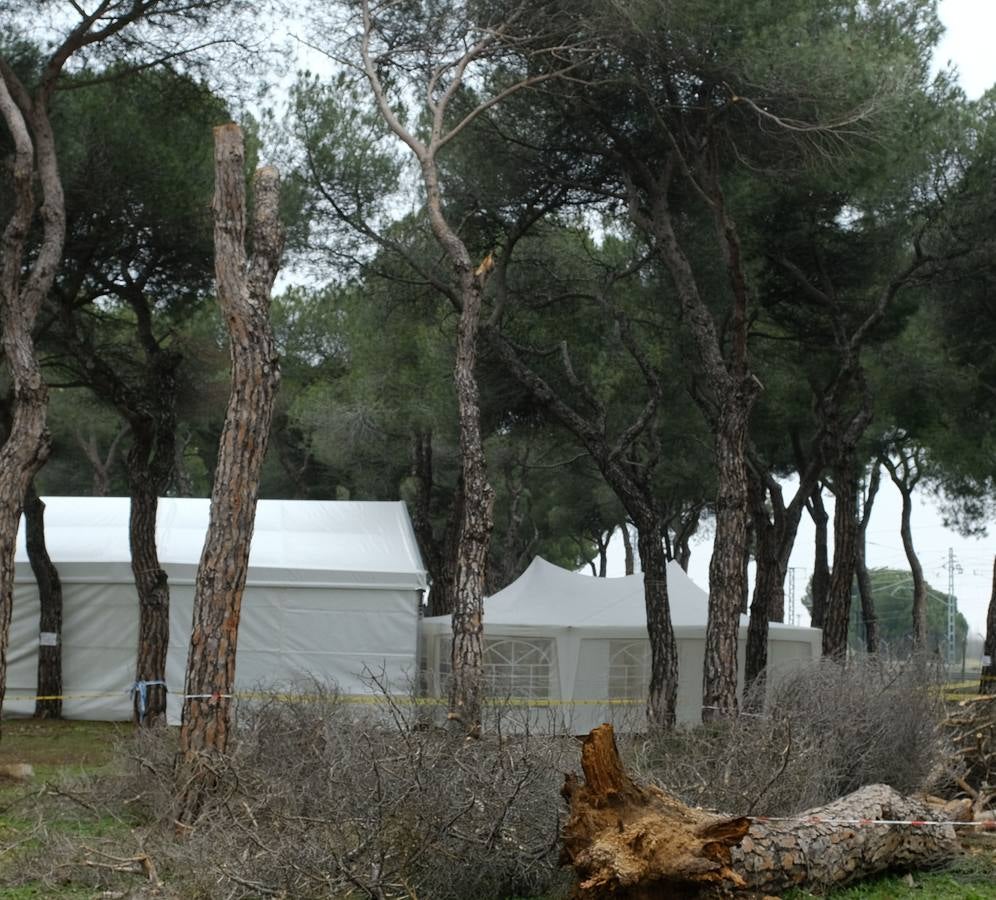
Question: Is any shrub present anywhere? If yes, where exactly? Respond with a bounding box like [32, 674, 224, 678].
[627, 654, 954, 817]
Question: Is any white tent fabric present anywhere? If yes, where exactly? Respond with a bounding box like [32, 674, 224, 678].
[4, 498, 426, 721]
[478, 556, 730, 628]
[421, 557, 821, 730]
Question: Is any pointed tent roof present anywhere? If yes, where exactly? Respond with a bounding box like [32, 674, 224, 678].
[434, 556, 742, 628]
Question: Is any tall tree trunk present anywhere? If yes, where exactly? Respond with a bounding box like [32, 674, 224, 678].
[360, 10, 501, 737]
[128, 448, 169, 725]
[446, 266, 495, 736]
[177, 124, 283, 824]
[703, 399, 752, 720]
[882, 453, 928, 651]
[807, 482, 831, 629]
[856, 463, 882, 654]
[981, 556, 996, 695]
[745, 485, 813, 696]
[636, 521, 678, 728]
[0, 67, 62, 737]
[823, 457, 859, 657]
[127, 349, 180, 725]
[854, 540, 880, 654]
[412, 156, 496, 734]
[744, 473, 771, 703]
[621, 522, 634, 575]
[745, 526, 782, 705]
[24, 483, 62, 719]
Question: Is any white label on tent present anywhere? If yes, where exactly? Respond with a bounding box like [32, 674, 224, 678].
[39, 632, 58, 647]
[983, 655, 993, 667]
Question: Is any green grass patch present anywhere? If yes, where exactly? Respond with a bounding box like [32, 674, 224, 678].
[0, 884, 95, 899]
[0, 720, 125, 775]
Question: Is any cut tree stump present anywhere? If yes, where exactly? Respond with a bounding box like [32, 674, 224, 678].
[561, 724, 960, 898]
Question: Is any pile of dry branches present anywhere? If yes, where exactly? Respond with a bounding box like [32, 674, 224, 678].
[628, 654, 954, 817]
[116, 684, 576, 899]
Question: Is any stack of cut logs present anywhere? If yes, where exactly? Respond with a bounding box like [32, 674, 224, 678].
[942, 693, 995, 821]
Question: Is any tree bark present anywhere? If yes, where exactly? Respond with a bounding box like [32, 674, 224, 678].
[881, 450, 928, 651]
[744, 477, 783, 705]
[622, 522, 635, 575]
[177, 124, 283, 824]
[561, 724, 959, 899]
[0, 63, 62, 738]
[129, 466, 170, 725]
[807, 482, 831, 630]
[638, 168, 759, 723]
[823, 456, 859, 657]
[981, 556, 996, 695]
[24, 484, 62, 719]
[444, 251, 495, 738]
[703, 398, 752, 720]
[856, 463, 882, 654]
[637, 523, 678, 728]
[745, 439, 828, 699]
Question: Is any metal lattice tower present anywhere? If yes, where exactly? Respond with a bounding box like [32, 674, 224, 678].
[788, 567, 797, 626]
[946, 548, 961, 666]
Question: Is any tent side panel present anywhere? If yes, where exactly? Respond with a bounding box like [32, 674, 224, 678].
[3, 582, 137, 720]
[677, 636, 705, 724]
[167, 585, 421, 725]
[4, 583, 42, 718]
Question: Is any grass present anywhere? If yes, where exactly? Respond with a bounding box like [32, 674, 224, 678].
[0, 719, 123, 778]
[0, 886, 94, 898]
[0, 719, 130, 898]
[0, 718, 993, 899]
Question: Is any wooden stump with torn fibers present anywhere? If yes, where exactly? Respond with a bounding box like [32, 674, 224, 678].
[560, 724, 959, 898]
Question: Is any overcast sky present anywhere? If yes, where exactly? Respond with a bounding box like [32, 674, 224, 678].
[935, 0, 996, 99]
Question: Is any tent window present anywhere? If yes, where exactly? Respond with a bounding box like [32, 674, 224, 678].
[484, 638, 556, 699]
[436, 636, 557, 699]
[608, 640, 649, 700]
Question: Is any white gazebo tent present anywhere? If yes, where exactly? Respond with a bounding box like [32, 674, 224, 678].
[421, 557, 821, 731]
[4, 498, 427, 721]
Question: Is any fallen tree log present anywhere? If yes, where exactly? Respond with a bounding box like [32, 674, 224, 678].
[561, 724, 960, 898]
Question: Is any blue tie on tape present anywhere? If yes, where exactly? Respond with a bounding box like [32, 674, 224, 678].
[130, 680, 167, 723]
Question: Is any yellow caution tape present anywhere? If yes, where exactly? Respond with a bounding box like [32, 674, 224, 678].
[1, 689, 645, 708]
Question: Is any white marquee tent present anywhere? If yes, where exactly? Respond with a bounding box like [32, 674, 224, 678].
[421, 557, 821, 730]
[4, 498, 427, 722]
